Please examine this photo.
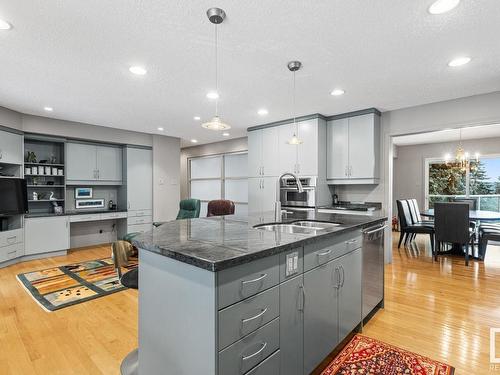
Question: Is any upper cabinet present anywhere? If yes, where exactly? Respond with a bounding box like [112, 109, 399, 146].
[327, 113, 380, 184]
[125, 147, 153, 211]
[248, 117, 325, 178]
[0, 129, 23, 165]
[247, 126, 279, 177]
[66, 142, 122, 184]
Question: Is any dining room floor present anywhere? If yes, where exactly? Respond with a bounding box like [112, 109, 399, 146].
[0, 236, 499, 374]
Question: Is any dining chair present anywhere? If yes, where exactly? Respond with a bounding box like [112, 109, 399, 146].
[479, 223, 500, 260]
[396, 200, 435, 255]
[434, 202, 475, 266]
[452, 197, 478, 209]
[207, 199, 235, 217]
[406, 199, 434, 242]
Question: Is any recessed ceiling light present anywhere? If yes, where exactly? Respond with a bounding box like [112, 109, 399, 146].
[206, 91, 219, 100]
[0, 19, 12, 30]
[330, 89, 345, 96]
[157, 127, 164, 131]
[222, 132, 230, 137]
[129, 66, 147, 75]
[257, 109, 268, 116]
[428, 0, 460, 14]
[448, 56, 471, 67]
[44, 107, 53, 112]
[193, 116, 201, 121]
[191, 139, 198, 143]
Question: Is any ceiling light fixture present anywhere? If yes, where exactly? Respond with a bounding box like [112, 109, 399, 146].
[287, 61, 303, 145]
[129, 66, 147, 75]
[0, 19, 12, 30]
[428, 0, 460, 14]
[448, 56, 471, 67]
[193, 116, 201, 121]
[257, 108, 269, 116]
[202, 8, 231, 131]
[44, 107, 53, 112]
[191, 139, 198, 143]
[222, 132, 230, 137]
[444, 128, 479, 171]
[157, 127, 164, 131]
[330, 89, 345, 96]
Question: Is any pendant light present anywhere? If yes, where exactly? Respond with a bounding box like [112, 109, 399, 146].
[287, 61, 303, 145]
[444, 128, 479, 171]
[202, 8, 231, 131]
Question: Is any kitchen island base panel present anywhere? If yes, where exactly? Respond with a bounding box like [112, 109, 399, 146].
[139, 250, 217, 375]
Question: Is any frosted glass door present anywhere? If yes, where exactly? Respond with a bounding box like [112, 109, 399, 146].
[225, 179, 248, 203]
[190, 180, 221, 201]
[225, 153, 248, 178]
[190, 156, 222, 179]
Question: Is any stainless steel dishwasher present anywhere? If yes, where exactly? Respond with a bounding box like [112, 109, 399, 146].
[362, 223, 387, 320]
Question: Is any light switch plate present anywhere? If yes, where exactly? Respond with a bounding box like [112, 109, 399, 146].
[285, 251, 299, 277]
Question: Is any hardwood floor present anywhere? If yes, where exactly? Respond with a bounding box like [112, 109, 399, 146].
[0, 236, 499, 374]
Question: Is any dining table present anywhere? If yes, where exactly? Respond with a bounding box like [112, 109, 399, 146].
[421, 209, 500, 258]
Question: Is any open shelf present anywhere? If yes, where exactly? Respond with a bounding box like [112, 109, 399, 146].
[27, 185, 65, 188]
[28, 199, 65, 203]
[24, 162, 65, 167]
[25, 174, 64, 177]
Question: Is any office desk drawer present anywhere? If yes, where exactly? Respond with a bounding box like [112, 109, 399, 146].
[0, 228, 23, 248]
[100, 212, 127, 220]
[128, 216, 152, 225]
[0, 243, 23, 263]
[69, 214, 101, 223]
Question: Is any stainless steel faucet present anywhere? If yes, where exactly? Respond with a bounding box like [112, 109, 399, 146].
[275, 172, 303, 222]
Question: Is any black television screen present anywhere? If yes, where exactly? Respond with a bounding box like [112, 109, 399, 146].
[0, 178, 28, 216]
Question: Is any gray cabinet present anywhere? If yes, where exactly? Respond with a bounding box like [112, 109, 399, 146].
[25, 216, 70, 255]
[279, 275, 304, 375]
[303, 260, 339, 374]
[66, 142, 122, 184]
[0, 129, 23, 165]
[327, 113, 380, 184]
[338, 248, 362, 342]
[126, 147, 152, 211]
[247, 127, 279, 178]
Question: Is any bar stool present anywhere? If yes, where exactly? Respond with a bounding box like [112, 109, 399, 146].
[111, 241, 139, 375]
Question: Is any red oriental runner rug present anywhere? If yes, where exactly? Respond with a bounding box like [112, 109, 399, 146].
[321, 334, 455, 375]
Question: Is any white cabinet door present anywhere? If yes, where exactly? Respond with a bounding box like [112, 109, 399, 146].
[97, 145, 122, 182]
[348, 114, 375, 179]
[0, 130, 23, 165]
[247, 131, 262, 177]
[127, 148, 153, 211]
[297, 120, 318, 176]
[66, 143, 97, 181]
[261, 176, 277, 212]
[327, 118, 349, 179]
[278, 124, 297, 175]
[25, 216, 70, 255]
[261, 127, 280, 176]
[248, 178, 262, 213]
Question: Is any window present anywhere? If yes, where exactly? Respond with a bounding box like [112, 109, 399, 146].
[188, 152, 248, 217]
[425, 155, 500, 211]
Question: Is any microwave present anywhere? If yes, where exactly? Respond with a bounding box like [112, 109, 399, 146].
[279, 177, 317, 208]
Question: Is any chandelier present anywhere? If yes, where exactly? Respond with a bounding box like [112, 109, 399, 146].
[444, 128, 479, 170]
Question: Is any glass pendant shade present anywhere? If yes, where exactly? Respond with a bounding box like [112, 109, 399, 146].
[288, 132, 303, 145]
[201, 116, 231, 131]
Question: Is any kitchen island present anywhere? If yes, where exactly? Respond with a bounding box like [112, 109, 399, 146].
[133, 210, 386, 375]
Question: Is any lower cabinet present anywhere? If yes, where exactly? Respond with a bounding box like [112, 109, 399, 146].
[338, 249, 362, 342]
[279, 275, 304, 375]
[25, 216, 70, 255]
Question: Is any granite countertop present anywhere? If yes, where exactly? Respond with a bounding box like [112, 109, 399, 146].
[132, 210, 387, 272]
[25, 209, 128, 218]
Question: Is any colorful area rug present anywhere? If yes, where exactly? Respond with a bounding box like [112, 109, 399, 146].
[321, 334, 455, 375]
[17, 257, 138, 312]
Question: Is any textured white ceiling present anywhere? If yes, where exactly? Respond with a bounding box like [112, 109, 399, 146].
[0, 1, 499, 146]
[393, 123, 500, 145]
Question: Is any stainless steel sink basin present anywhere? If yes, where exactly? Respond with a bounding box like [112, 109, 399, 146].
[254, 221, 341, 235]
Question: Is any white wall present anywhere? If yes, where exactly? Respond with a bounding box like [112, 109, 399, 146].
[153, 135, 181, 222]
[180, 137, 248, 200]
[0, 106, 22, 131]
[393, 136, 500, 215]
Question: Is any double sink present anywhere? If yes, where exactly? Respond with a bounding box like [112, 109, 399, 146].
[254, 220, 341, 235]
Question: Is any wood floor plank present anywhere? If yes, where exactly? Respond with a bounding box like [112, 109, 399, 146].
[1, 237, 499, 374]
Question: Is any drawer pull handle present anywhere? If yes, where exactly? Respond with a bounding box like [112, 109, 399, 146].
[317, 249, 332, 257]
[241, 273, 267, 285]
[6, 236, 16, 243]
[241, 308, 268, 324]
[242, 342, 267, 361]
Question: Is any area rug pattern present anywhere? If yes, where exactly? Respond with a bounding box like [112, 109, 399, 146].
[17, 257, 137, 312]
[321, 334, 455, 375]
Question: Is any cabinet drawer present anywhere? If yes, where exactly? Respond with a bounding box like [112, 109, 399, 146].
[69, 214, 101, 223]
[245, 349, 280, 375]
[218, 255, 279, 309]
[219, 286, 279, 350]
[128, 210, 152, 218]
[0, 228, 23, 248]
[100, 212, 127, 220]
[219, 318, 279, 375]
[0, 242, 23, 263]
[304, 231, 361, 272]
[128, 216, 152, 225]
[127, 223, 152, 235]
